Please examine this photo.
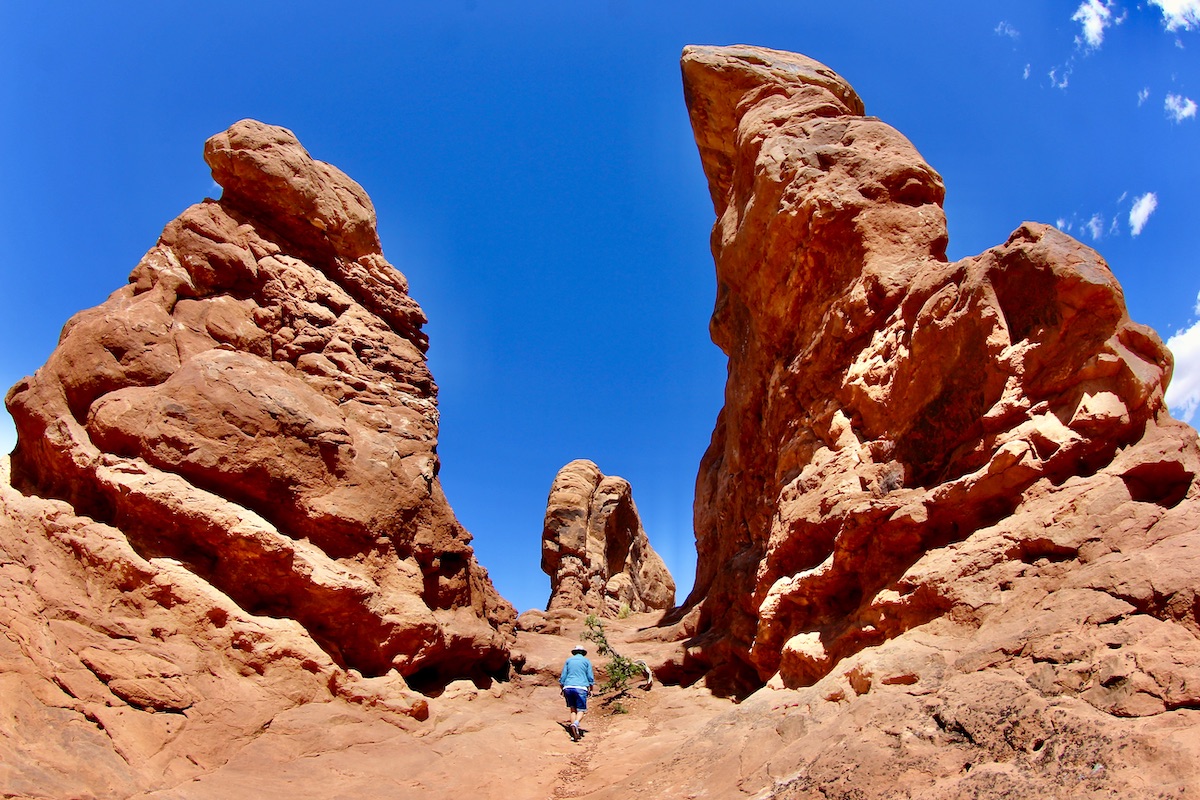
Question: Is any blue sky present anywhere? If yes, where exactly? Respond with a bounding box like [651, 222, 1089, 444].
[2, 2, 1197, 614]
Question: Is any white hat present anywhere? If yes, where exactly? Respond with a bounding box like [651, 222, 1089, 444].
[571, 645, 587, 654]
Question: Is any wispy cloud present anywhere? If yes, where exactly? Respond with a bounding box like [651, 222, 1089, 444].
[1149, 0, 1200, 31]
[1129, 192, 1158, 235]
[1023, 64, 1031, 79]
[1138, 87, 1151, 105]
[1049, 66, 1071, 89]
[996, 21, 1021, 39]
[1058, 192, 1165, 240]
[1073, 0, 1117, 48]
[1166, 93, 1198, 121]
[1166, 291, 1200, 423]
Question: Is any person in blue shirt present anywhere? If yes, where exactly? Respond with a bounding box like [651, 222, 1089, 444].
[559, 645, 595, 741]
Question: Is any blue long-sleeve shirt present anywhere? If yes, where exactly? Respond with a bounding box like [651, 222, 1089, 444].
[559, 655, 595, 689]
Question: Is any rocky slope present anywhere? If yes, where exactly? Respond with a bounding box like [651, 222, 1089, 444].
[0, 454, 435, 797]
[540, 459, 675, 616]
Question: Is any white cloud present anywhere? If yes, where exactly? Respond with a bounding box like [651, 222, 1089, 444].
[0, 413, 14, 457]
[1149, 0, 1200, 31]
[1138, 87, 1151, 105]
[1073, 0, 1116, 47]
[1167, 311, 1200, 423]
[1023, 64, 1032, 79]
[1056, 217, 1071, 231]
[1050, 66, 1071, 89]
[1166, 93, 1198, 121]
[996, 20, 1021, 38]
[1129, 192, 1158, 235]
[1084, 213, 1105, 240]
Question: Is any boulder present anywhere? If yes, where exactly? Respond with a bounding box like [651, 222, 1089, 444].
[541, 459, 675, 616]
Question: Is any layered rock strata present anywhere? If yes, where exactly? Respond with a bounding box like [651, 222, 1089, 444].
[0, 454, 431, 797]
[5, 120, 514, 693]
[541, 459, 675, 616]
[679, 41, 1200, 725]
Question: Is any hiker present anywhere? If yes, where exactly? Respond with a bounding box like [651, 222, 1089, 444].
[560, 644, 595, 741]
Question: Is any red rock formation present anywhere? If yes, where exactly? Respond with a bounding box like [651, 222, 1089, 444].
[0, 455, 433, 797]
[540, 459, 675, 616]
[4, 49, 1200, 800]
[679, 42, 1199, 719]
[548, 42, 1198, 799]
[5, 120, 513, 691]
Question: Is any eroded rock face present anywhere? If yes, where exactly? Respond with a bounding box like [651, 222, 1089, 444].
[541, 459, 675, 616]
[679, 42, 1199, 721]
[5, 120, 514, 693]
[0, 455, 432, 798]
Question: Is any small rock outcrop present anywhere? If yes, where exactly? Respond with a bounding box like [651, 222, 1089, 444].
[541, 459, 675, 616]
[5, 120, 513, 691]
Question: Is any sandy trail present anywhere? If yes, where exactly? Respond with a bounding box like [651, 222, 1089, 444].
[135, 682, 731, 799]
[134, 616, 734, 800]
[420, 679, 731, 800]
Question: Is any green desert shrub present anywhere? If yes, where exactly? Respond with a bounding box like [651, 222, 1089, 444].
[581, 614, 647, 696]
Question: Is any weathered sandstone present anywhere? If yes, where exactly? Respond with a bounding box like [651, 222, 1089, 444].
[648, 42, 1200, 795]
[4, 119, 513, 691]
[540, 459, 675, 616]
[679, 40, 1189, 688]
[0, 454, 432, 797]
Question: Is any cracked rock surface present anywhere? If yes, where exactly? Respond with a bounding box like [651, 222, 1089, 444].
[646, 44, 1200, 796]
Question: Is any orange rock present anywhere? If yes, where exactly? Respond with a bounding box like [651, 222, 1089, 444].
[676, 44, 1190, 703]
[540, 459, 675, 616]
[4, 50, 1200, 800]
[4, 120, 513, 689]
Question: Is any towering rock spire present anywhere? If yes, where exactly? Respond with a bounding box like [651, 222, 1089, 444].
[6, 120, 514, 687]
[679, 46, 1194, 710]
